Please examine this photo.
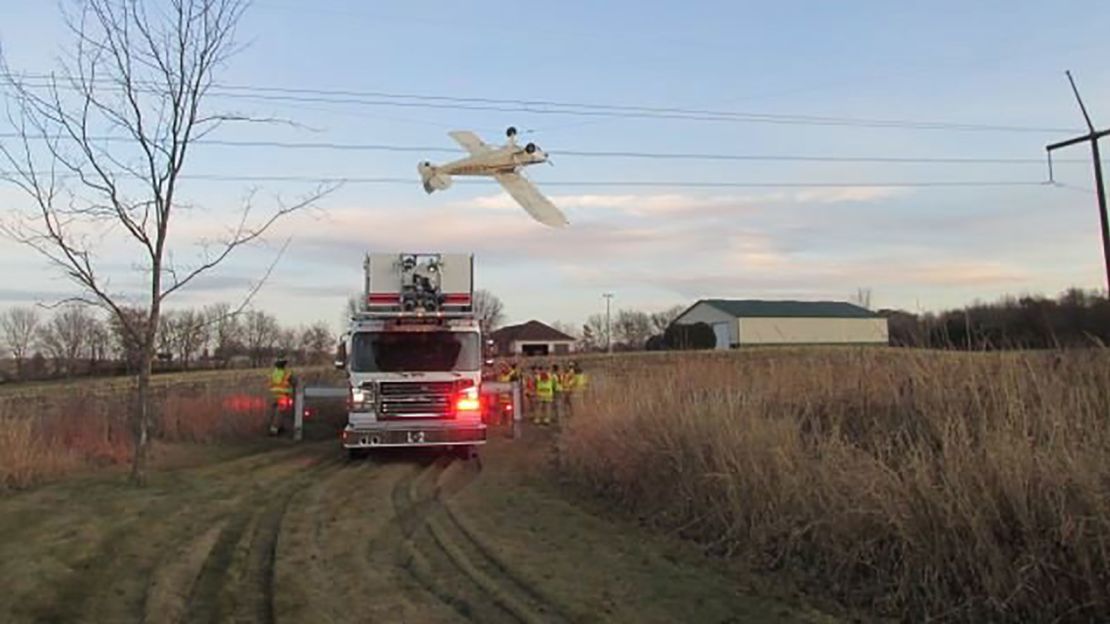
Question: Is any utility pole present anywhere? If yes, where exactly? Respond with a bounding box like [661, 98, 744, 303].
[1046, 71, 1110, 293]
[602, 293, 614, 354]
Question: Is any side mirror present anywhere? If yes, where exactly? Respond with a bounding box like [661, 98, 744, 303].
[334, 342, 347, 370]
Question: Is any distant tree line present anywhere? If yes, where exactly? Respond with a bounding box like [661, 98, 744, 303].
[880, 288, 1110, 350]
[0, 304, 336, 383]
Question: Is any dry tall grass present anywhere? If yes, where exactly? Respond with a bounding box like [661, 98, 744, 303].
[0, 367, 337, 490]
[560, 349, 1110, 622]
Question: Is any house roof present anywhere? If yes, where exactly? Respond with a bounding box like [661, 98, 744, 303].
[697, 299, 880, 319]
[490, 320, 576, 343]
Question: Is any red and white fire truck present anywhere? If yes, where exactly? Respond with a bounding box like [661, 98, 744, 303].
[335, 253, 486, 459]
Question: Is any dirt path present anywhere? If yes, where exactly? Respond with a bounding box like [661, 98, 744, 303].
[0, 432, 836, 623]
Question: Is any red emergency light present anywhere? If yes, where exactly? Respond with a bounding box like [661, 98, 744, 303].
[454, 379, 482, 419]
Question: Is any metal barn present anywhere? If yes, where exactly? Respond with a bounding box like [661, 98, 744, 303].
[672, 299, 889, 349]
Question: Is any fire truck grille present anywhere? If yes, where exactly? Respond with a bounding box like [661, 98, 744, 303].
[378, 381, 454, 418]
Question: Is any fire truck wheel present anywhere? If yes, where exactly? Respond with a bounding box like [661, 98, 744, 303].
[347, 448, 368, 461]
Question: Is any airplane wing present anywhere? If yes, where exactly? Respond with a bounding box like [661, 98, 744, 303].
[448, 130, 491, 156]
[493, 172, 569, 228]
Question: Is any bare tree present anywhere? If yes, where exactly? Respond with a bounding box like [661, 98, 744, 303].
[39, 304, 95, 376]
[581, 314, 606, 352]
[204, 302, 242, 363]
[276, 326, 298, 361]
[614, 309, 652, 350]
[473, 289, 505, 334]
[550, 321, 580, 340]
[87, 314, 110, 371]
[0, 1, 331, 483]
[300, 322, 333, 365]
[852, 287, 873, 310]
[243, 309, 278, 368]
[344, 293, 363, 317]
[156, 312, 176, 361]
[0, 306, 41, 379]
[107, 306, 148, 371]
[167, 308, 207, 369]
[649, 305, 685, 335]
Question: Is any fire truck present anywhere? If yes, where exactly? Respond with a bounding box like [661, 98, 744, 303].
[335, 253, 486, 459]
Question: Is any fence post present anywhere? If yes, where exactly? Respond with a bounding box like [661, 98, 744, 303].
[293, 383, 304, 441]
[512, 381, 522, 439]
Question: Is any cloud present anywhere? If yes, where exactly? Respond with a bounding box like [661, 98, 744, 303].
[584, 256, 1033, 303]
[457, 187, 905, 219]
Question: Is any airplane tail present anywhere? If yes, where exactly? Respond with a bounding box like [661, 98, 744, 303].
[418, 162, 452, 193]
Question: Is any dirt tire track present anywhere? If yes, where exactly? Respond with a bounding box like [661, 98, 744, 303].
[432, 463, 574, 623]
[141, 522, 227, 624]
[385, 455, 569, 624]
[181, 455, 341, 624]
[388, 458, 510, 622]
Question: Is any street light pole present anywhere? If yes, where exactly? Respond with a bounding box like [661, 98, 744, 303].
[602, 293, 614, 354]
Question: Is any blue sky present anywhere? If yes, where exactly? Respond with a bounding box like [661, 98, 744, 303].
[1, 0, 1109, 332]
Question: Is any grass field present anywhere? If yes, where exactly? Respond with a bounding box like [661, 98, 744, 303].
[560, 348, 1110, 622]
[0, 433, 836, 624]
[5, 347, 1108, 622]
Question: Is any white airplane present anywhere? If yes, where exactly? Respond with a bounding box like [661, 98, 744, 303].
[418, 127, 569, 228]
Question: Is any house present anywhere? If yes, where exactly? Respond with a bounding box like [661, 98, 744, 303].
[490, 320, 576, 356]
[672, 299, 889, 349]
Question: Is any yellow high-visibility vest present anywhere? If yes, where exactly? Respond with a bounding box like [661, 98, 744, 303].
[561, 371, 576, 392]
[535, 374, 554, 402]
[269, 368, 293, 396]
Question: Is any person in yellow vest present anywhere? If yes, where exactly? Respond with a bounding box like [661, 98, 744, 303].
[268, 356, 295, 436]
[550, 364, 565, 422]
[573, 362, 588, 395]
[558, 363, 576, 416]
[533, 366, 555, 426]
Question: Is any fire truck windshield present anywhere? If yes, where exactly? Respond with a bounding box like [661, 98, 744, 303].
[350, 331, 480, 372]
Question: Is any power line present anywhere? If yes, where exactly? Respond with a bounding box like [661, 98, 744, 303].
[0, 132, 1095, 165]
[0, 171, 1050, 188]
[6, 73, 1079, 134]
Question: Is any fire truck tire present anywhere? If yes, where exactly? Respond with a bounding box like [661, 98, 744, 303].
[347, 448, 369, 461]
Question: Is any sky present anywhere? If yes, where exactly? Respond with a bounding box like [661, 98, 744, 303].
[1, 0, 1109, 333]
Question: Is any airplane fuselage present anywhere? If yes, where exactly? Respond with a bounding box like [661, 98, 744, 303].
[437, 145, 547, 176]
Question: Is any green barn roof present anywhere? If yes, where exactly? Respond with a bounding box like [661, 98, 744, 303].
[700, 299, 879, 319]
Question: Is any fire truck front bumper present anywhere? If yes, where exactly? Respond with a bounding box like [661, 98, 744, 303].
[342, 420, 487, 448]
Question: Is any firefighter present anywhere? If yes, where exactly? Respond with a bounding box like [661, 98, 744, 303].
[548, 361, 563, 419]
[559, 363, 577, 415]
[268, 356, 295, 436]
[533, 365, 555, 425]
[573, 362, 588, 394]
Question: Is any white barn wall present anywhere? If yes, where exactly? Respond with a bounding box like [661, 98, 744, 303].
[673, 302, 740, 346]
[738, 317, 888, 345]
